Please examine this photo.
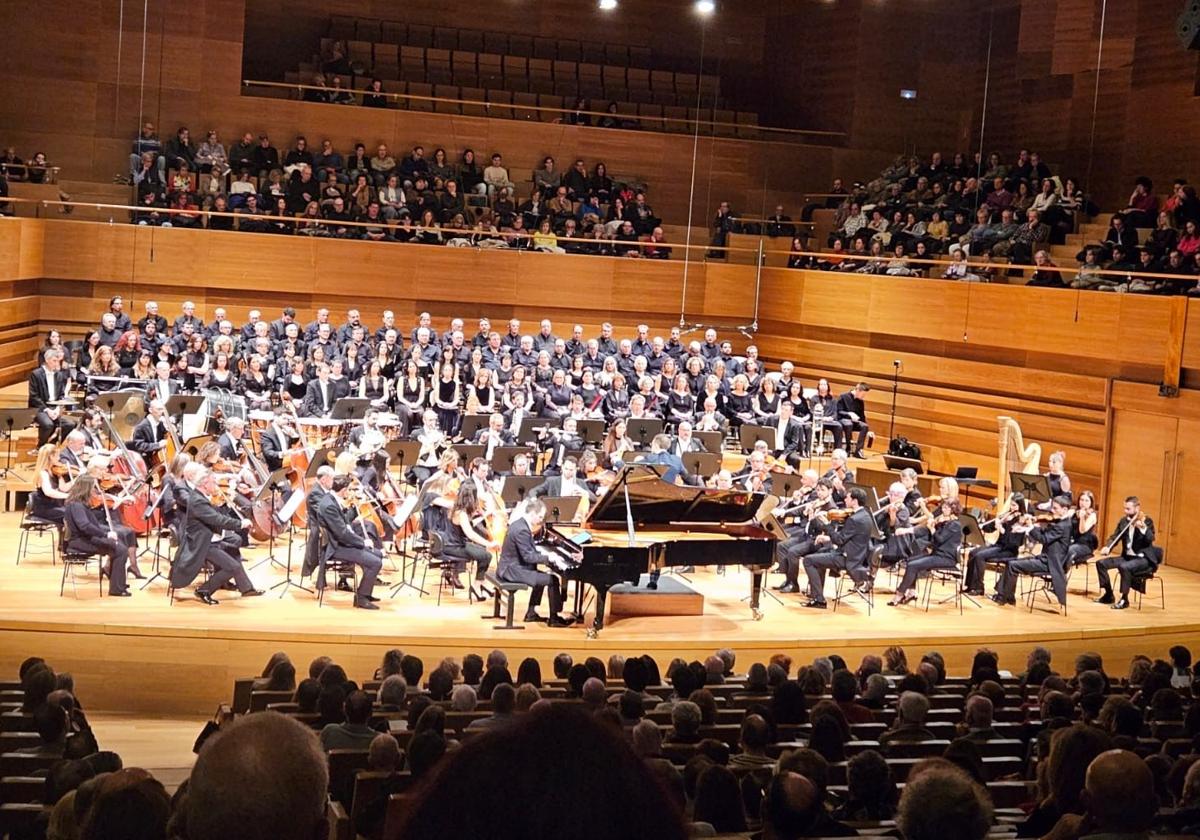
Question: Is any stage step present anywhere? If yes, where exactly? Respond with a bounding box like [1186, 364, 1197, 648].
[609, 574, 704, 618]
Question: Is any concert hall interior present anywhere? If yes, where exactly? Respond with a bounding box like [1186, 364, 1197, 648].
[4, 1, 1200, 838]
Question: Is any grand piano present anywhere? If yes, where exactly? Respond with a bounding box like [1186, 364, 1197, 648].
[538, 465, 779, 636]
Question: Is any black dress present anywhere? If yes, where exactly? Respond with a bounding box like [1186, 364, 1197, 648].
[30, 480, 64, 524]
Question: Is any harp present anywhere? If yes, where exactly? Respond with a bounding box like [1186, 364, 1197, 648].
[997, 416, 1040, 504]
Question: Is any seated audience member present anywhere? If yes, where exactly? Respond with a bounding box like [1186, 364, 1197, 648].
[466, 683, 517, 730]
[186, 712, 329, 840]
[776, 747, 857, 837]
[668, 701, 703, 744]
[1045, 749, 1157, 840]
[80, 768, 171, 840]
[833, 749, 897, 822]
[957, 694, 998, 742]
[692, 765, 747, 834]
[391, 705, 689, 840]
[830, 669, 874, 723]
[897, 764, 993, 840]
[319, 690, 378, 751]
[729, 714, 775, 771]
[1018, 723, 1113, 837]
[879, 691, 935, 750]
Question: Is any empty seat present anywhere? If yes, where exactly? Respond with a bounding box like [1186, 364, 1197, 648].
[602, 65, 626, 88]
[663, 105, 689, 133]
[579, 63, 603, 83]
[433, 27, 457, 50]
[538, 94, 564, 122]
[487, 89, 514, 120]
[400, 46, 425, 75]
[374, 43, 399, 75]
[407, 24, 433, 47]
[554, 81, 578, 99]
[426, 48, 452, 84]
[477, 53, 503, 84]
[605, 44, 630, 65]
[483, 32, 508, 55]
[558, 39, 581, 62]
[451, 50, 476, 75]
[675, 72, 699, 94]
[582, 43, 606, 64]
[699, 74, 720, 97]
[533, 37, 557, 59]
[553, 61, 576, 83]
[433, 85, 461, 114]
[407, 82, 434, 112]
[347, 40, 373, 69]
[380, 21, 405, 44]
[629, 46, 652, 68]
[630, 89, 653, 105]
[529, 77, 554, 95]
[736, 112, 758, 140]
[460, 87, 488, 117]
[713, 109, 737, 138]
[509, 35, 533, 56]
[529, 58, 553, 82]
[513, 92, 539, 121]
[651, 70, 675, 92]
[354, 18, 380, 42]
[329, 15, 355, 40]
[653, 89, 680, 107]
[458, 30, 483, 52]
[503, 55, 528, 79]
[627, 68, 651, 90]
[637, 103, 665, 130]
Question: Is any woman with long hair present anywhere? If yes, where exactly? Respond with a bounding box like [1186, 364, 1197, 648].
[62, 475, 132, 596]
[442, 481, 495, 598]
[31, 443, 68, 524]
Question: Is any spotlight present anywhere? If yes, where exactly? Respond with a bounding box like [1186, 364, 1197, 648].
[598, 0, 618, 9]
[695, 0, 716, 15]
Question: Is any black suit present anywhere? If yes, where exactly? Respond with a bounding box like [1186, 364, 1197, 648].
[897, 518, 964, 593]
[64, 500, 127, 594]
[804, 507, 873, 602]
[145, 376, 181, 403]
[762, 414, 807, 464]
[474, 427, 514, 460]
[217, 432, 244, 462]
[669, 436, 706, 457]
[300, 379, 336, 417]
[169, 486, 253, 595]
[497, 517, 561, 615]
[999, 517, 1071, 605]
[1096, 515, 1161, 598]
[28, 366, 74, 446]
[259, 425, 291, 472]
[129, 417, 168, 457]
[835, 392, 869, 453]
[313, 490, 381, 602]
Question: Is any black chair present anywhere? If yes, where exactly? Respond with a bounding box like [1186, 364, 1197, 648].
[57, 525, 103, 599]
[832, 545, 880, 615]
[316, 526, 360, 608]
[920, 559, 968, 614]
[16, 499, 57, 567]
[1017, 562, 1071, 615]
[1130, 567, 1165, 610]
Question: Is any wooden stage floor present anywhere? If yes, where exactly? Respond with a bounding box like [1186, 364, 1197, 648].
[1, 511, 1197, 715]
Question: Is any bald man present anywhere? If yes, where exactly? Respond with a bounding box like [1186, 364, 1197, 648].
[761, 771, 821, 839]
[1055, 748, 1157, 840]
[187, 712, 328, 840]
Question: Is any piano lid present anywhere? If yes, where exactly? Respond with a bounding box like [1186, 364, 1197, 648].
[585, 464, 771, 526]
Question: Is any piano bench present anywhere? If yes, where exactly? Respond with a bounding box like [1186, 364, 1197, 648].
[483, 572, 528, 630]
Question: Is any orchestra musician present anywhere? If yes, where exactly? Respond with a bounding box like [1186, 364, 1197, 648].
[994, 495, 1073, 607]
[877, 481, 915, 568]
[76, 409, 108, 457]
[888, 497, 964, 607]
[300, 362, 337, 418]
[802, 487, 874, 609]
[541, 417, 584, 475]
[474, 412, 515, 460]
[443, 480, 496, 600]
[57, 430, 88, 473]
[410, 410, 448, 485]
[531, 456, 597, 507]
[168, 463, 263, 605]
[216, 417, 249, 463]
[835, 381, 872, 459]
[347, 408, 389, 489]
[822, 448, 854, 504]
[258, 410, 298, 473]
[963, 493, 1026, 596]
[496, 498, 572, 627]
[898, 468, 924, 513]
[1095, 495, 1160, 610]
[736, 449, 774, 494]
[312, 475, 383, 609]
[28, 347, 74, 447]
[1066, 490, 1099, 571]
[762, 398, 807, 467]
[147, 361, 181, 405]
[31, 444, 69, 524]
[669, 421, 705, 458]
[62, 475, 131, 596]
[602, 418, 637, 469]
[129, 399, 174, 458]
[774, 475, 832, 594]
[694, 397, 729, 435]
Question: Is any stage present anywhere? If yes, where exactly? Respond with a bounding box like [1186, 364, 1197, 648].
[0, 511, 1196, 715]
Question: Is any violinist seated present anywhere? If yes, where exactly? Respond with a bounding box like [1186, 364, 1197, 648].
[963, 493, 1027, 596]
[129, 399, 173, 458]
[836, 382, 873, 459]
[77, 409, 109, 457]
[313, 475, 383, 610]
[348, 408, 390, 490]
[259, 410, 298, 474]
[877, 481, 915, 568]
[759, 399, 808, 468]
[733, 447, 774, 494]
[822, 449, 855, 505]
[62, 475, 132, 596]
[993, 495, 1073, 607]
[774, 476, 833, 594]
[473, 412, 515, 460]
[530, 456, 597, 507]
[28, 347, 74, 447]
[693, 397, 729, 435]
[669, 421, 706, 457]
[31, 443, 70, 525]
[299, 362, 337, 418]
[802, 487, 875, 609]
[1095, 494, 1160, 610]
[887, 497, 964, 607]
[194, 441, 255, 533]
[56, 430, 89, 473]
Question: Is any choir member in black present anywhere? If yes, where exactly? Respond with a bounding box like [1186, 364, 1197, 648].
[1066, 490, 1099, 571]
[282, 359, 308, 405]
[327, 358, 353, 402]
[725, 374, 755, 428]
[496, 498, 571, 626]
[169, 464, 263, 605]
[994, 495, 1073, 607]
[359, 359, 392, 410]
[30, 444, 68, 524]
[313, 475, 383, 609]
[394, 359, 426, 435]
[753, 376, 780, 422]
[888, 497, 963, 607]
[835, 382, 871, 459]
[762, 399, 807, 468]
[1095, 495, 1160, 609]
[300, 363, 337, 417]
[542, 368, 573, 418]
[442, 481, 496, 598]
[963, 494, 1026, 595]
[810, 378, 842, 449]
[259, 411, 297, 473]
[877, 481, 914, 568]
[775, 477, 833, 594]
[802, 487, 874, 608]
[129, 399, 172, 459]
[433, 363, 462, 435]
[28, 348, 74, 446]
[239, 355, 273, 411]
[63, 476, 131, 596]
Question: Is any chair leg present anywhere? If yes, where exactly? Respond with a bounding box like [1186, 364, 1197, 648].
[60, 557, 68, 596]
[1159, 577, 1165, 609]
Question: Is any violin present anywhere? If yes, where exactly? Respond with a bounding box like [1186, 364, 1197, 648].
[922, 495, 943, 510]
[821, 508, 853, 523]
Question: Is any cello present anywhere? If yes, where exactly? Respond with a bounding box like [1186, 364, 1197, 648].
[103, 414, 157, 535]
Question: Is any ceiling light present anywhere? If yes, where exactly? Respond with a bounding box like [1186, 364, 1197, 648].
[598, 0, 618, 9]
[695, 0, 716, 15]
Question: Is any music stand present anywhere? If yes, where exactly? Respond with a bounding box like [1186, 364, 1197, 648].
[0, 409, 37, 479]
[882, 454, 923, 472]
[490, 446, 536, 474]
[959, 513, 985, 548]
[500, 475, 541, 505]
[253, 468, 292, 573]
[626, 417, 664, 447]
[518, 415, 558, 444]
[458, 413, 489, 441]
[683, 451, 721, 480]
[694, 430, 722, 454]
[541, 495, 583, 524]
[331, 398, 370, 421]
[738, 423, 775, 453]
[181, 435, 213, 458]
[1009, 472, 1051, 504]
[845, 480, 881, 510]
[453, 444, 484, 465]
[304, 447, 339, 478]
[165, 394, 205, 417]
[95, 390, 141, 420]
[769, 469, 803, 500]
[576, 418, 605, 445]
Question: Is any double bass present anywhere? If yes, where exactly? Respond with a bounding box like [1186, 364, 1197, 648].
[103, 415, 157, 535]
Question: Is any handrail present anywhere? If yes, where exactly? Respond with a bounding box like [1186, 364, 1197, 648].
[1, 163, 60, 183]
[242, 79, 847, 141]
[2, 195, 1195, 286]
[729, 218, 815, 228]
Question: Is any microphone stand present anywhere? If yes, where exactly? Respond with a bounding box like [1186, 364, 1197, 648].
[887, 360, 902, 444]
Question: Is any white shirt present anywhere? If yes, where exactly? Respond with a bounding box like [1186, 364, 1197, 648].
[43, 367, 57, 403]
[775, 419, 788, 451]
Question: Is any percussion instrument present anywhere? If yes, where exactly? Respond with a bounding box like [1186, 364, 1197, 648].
[297, 417, 344, 449]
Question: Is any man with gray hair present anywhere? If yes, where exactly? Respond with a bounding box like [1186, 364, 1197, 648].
[631, 718, 663, 758]
[668, 700, 702, 743]
[450, 684, 477, 712]
[716, 648, 737, 677]
[879, 691, 934, 750]
[377, 675, 407, 715]
[897, 764, 993, 840]
[186, 712, 328, 840]
[28, 347, 74, 446]
[959, 694, 997, 742]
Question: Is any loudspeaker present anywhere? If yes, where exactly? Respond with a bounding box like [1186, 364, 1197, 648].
[1178, 0, 1200, 50]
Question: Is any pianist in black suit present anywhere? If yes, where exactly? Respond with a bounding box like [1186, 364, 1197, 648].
[300, 363, 337, 418]
[802, 487, 874, 609]
[28, 348, 74, 447]
[497, 499, 571, 627]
